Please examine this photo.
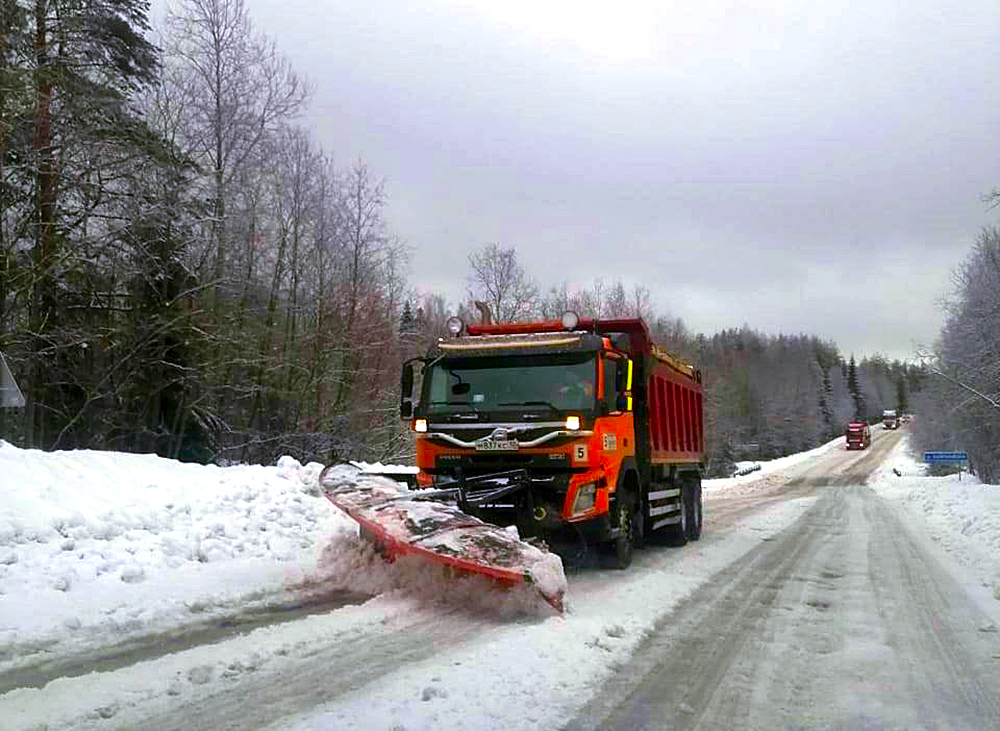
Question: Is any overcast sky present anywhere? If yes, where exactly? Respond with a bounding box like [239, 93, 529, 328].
[240, 0, 998, 362]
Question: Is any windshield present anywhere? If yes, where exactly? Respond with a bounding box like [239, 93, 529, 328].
[423, 352, 596, 415]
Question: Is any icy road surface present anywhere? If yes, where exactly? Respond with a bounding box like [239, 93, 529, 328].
[2, 429, 999, 730]
[566, 432, 1000, 731]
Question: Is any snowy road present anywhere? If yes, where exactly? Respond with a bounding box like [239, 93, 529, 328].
[565, 431, 1000, 731]
[108, 606, 503, 731]
[3, 430, 999, 730]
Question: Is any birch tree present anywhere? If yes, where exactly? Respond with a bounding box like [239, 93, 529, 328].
[914, 227, 1000, 481]
[466, 243, 537, 323]
[165, 0, 308, 288]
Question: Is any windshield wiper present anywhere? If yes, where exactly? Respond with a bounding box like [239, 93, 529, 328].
[428, 400, 482, 420]
[499, 400, 559, 411]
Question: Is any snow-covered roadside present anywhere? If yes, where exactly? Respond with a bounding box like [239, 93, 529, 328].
[0, 442, 361, 675]
[867, 436, 1000, 611]
[702, 434, 846, 498]
[730, 434, 847, 478]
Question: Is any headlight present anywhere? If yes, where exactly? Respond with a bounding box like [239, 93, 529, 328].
[565, 415, 580, 430]
[414, 418, 428, 433]
[572, 481, 598, 515]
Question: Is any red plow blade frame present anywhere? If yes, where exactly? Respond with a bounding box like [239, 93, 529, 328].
[319, 465, 566, 613]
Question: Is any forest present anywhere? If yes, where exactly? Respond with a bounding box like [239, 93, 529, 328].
[909, 227, 1000, 484]
[0, 0, 933, 474]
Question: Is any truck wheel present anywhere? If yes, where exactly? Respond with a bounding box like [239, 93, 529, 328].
[687, 478, 703, 541]
[667, 486, 688, 547]
[633, 497, 647, 550]
[605, 493, 635, 569]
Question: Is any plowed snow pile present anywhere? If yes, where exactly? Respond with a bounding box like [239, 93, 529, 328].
[0, 444, 563, 676]
[868, 437, 1000, 602]
[0, 443, 365, 669]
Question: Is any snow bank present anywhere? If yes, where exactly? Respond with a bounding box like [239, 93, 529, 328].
[867, 437, 1000, 604]
[0, 447, 566, 677]
[703, 435, 844, 497]
[0, 442, 360, 672]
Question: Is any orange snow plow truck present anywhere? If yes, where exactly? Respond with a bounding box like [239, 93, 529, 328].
[399, 313, 704, 568]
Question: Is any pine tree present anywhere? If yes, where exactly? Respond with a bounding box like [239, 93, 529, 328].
[896, 376, 908, 414]
[8, 0, 162, 446]
[400, 300, 416, 337]
[847, 355, 865, 420]
[817, 363, 835, 437]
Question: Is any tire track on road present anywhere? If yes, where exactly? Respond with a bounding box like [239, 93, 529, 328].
[563, 434, 1000, 731]
[0, 588, 374, 695]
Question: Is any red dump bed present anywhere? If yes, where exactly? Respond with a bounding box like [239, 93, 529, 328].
[583, 317, 704, 466]
[646, 360, 704, 464]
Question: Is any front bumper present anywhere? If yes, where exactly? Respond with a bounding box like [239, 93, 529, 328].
[428, 468, 616, 543]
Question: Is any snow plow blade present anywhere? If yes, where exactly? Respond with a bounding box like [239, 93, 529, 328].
[318, 464, 566, 613]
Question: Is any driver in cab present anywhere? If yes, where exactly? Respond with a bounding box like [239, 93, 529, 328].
[553, 371, 593, 409]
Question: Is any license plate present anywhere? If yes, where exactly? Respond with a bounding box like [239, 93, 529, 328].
[475, 438, 519, 451]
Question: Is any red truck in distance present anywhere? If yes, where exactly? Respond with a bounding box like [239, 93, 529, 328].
[845, 421, 871, 450]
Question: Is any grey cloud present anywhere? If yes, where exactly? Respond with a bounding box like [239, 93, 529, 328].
[248, 0, 998, 362]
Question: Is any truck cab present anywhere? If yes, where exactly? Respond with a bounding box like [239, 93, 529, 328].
[845, 421, 872, 449]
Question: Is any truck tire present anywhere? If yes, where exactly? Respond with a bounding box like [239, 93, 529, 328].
[634, 495, 647, 550]
[604, 492, 636, 569]
[666, 484, 688, 547]
[686, 476, 702, 541]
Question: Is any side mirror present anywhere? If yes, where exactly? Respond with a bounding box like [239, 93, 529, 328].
[400, 362, 415, 419]
[402, 362, 414, 395]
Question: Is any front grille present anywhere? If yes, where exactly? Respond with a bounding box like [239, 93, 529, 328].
[428, 425, 565, 442]
[435, 453, 570, 477]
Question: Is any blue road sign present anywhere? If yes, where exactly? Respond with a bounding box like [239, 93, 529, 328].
[923, 451, 968, 463]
